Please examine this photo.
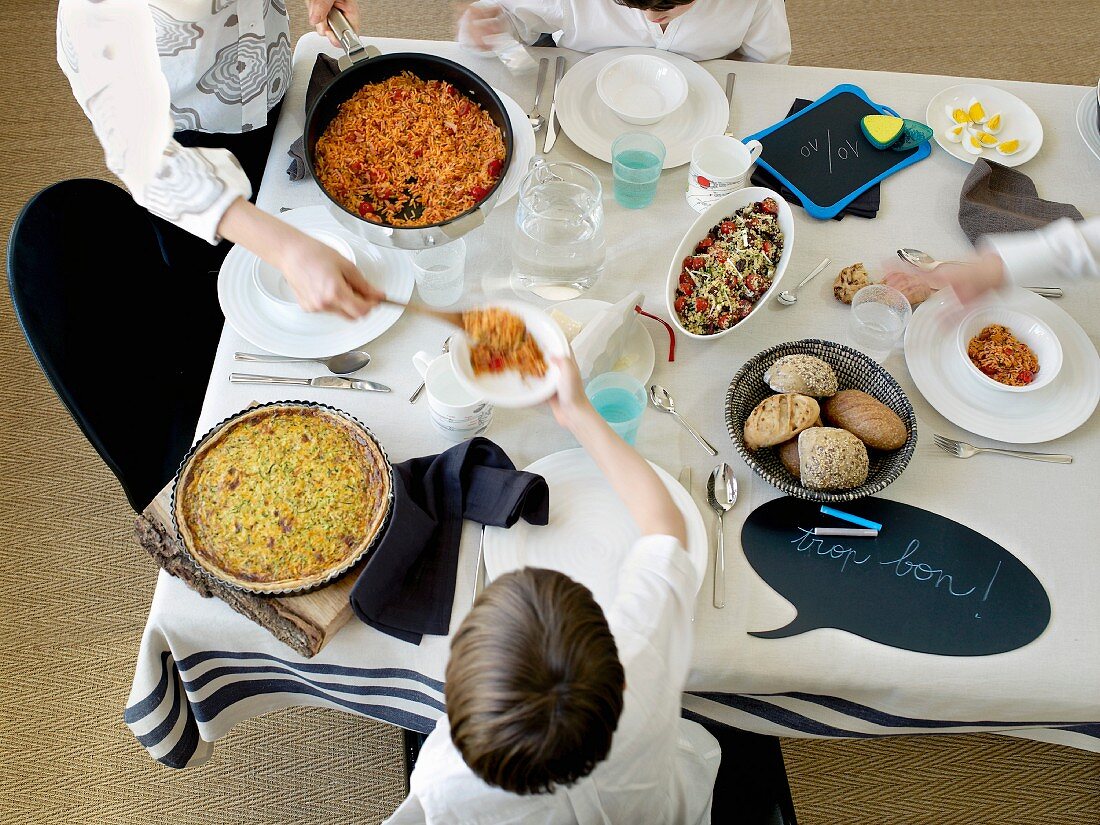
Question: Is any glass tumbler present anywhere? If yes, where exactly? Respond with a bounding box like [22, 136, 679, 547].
[414, 239, 466, 307]
[511, 161, 606, 301]
[612, 132, 665, 209]
[585, 372, 647, 445]
[848, 284, 913, 363]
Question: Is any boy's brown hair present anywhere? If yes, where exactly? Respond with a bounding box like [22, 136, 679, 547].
[445, 567, 625, 796]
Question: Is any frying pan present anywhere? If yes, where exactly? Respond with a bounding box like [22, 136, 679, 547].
[304, 12, 514, 249]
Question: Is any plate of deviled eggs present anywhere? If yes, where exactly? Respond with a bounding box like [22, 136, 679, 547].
[926, 83, 1043, 167]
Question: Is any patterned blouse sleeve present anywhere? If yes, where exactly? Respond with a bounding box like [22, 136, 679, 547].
[56, 0, 251, 245]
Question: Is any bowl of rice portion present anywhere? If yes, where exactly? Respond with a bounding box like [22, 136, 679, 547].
[957, 307, 1062, 392]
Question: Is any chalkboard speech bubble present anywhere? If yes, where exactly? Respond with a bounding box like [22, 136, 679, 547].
[741, 497, 1050, 656]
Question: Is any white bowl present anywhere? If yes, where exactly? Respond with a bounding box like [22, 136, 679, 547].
[449, 300, 570, 409]
[664, 187, 795, 341]
[956, 307, 1062, 393]
[596, 55, 688, 126]
[251, 229, 356, 308]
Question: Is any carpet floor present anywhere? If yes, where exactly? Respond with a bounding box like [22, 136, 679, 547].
[1, 2, 1096, 823]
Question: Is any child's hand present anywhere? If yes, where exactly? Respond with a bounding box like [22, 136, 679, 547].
[458, 3, 507, 51]
[548, 354, 594, 430]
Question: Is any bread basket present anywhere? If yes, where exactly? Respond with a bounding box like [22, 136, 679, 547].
[725, 340, 918, 502]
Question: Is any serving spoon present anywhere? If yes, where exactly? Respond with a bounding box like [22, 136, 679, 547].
[234, 349, 371, 375]
[649, 385, 718, 456]
[897, 249, 1062, 298]
[706, 463, 737, 609]
[776, 257, 831, 306]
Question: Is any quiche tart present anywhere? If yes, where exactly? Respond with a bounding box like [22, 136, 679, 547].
[173, 403, 392, 593]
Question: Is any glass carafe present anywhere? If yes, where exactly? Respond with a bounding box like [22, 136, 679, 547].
[511, 161, 606, 300]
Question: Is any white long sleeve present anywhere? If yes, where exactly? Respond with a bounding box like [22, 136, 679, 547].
[56, 0, 292, 244]
[983, 217, 1100, 284]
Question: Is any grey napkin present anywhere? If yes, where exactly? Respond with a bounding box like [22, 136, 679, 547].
[959, 158, 1083, 245]
[286, 54, 342, 180]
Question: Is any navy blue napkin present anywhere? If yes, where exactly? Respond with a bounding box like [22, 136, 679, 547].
[350, 438, 549, 644]
[751, 98, 881, 220]
[287, 54, 342, 180]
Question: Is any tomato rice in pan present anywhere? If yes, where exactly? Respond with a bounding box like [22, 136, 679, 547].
[313, 72, 506, 227]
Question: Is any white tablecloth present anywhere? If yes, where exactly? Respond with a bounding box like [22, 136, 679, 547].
[126, 35, 1100, 767]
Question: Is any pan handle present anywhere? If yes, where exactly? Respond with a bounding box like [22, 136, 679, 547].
[327, 9, 381, 62]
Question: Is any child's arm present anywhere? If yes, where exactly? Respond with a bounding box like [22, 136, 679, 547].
[457, 0, 564, 50]
[736, 0, 792, 64]
[549, 357, 687, 546]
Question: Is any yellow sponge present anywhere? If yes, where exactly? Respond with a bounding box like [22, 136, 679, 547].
[861, 115, 905, 148]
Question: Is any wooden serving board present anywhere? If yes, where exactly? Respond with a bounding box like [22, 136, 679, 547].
[134, 475, 361, 658]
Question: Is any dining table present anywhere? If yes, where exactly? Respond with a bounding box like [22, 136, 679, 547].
[124, 33, 1100, 769]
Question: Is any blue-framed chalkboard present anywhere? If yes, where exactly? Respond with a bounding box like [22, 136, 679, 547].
[745, 84, 931, 220]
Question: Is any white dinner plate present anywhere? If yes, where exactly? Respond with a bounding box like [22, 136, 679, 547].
[555, 48, 727, 169]
[217, 206, 414, 357]
[494, 87, 536, 205]
[550, 298, 656, 384]
[483, 448, 708, 611]
[925, 83, 1043, 168]
[449, 300, 571, 408]
[903, 287, 1100, 443]
[1075, 88, 1100, 162]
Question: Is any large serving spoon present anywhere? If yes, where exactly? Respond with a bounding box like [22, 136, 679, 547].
[649, 385, 718, 456]
[897, 249, 1062, 298]
[379, 296, 465, 328]
[233, 349, 371, 375]
[707, 463, 737, 609]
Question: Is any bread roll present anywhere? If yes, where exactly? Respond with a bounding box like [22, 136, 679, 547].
[764, 355, 838, 397]
[743, 394, 820, 450]
[778, 417, 823, 477]
[798, 428, 869, 490]
[822, 390, 907, 450]
[778, 438, 801, 477]
[834, 262, 870, 304]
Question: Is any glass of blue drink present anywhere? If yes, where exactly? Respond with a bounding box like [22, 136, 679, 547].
[611, 133, 666, 209]
[585, 372, 647, 445]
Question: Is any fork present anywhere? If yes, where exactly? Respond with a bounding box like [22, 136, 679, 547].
[932, 434, 1072, 464]
[527, 57, 549, 131]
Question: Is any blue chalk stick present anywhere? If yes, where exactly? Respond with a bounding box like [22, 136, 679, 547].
[819, 506, 883, 531]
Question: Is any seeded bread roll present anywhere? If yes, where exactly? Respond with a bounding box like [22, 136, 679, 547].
[798, 427, 869, 490]
[764, 355, 838, 397]
[743, 394, 820, 450]
[777, 417, 823, 477]
[822, 389, 908, 451]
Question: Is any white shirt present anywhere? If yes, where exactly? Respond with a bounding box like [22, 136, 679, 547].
[984, 217, 1100, 284]
[466, 0, 791, 63]
[386, 535, 721, 825]
[56, 0, 291, 243]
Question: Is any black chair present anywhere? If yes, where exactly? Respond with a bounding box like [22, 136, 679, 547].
[7, 179, 226, 511]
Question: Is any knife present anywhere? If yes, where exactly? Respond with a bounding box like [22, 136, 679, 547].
[229, 373, 391, 393]
[542, 55, 567, 154]
[723, 72, 737, 136]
